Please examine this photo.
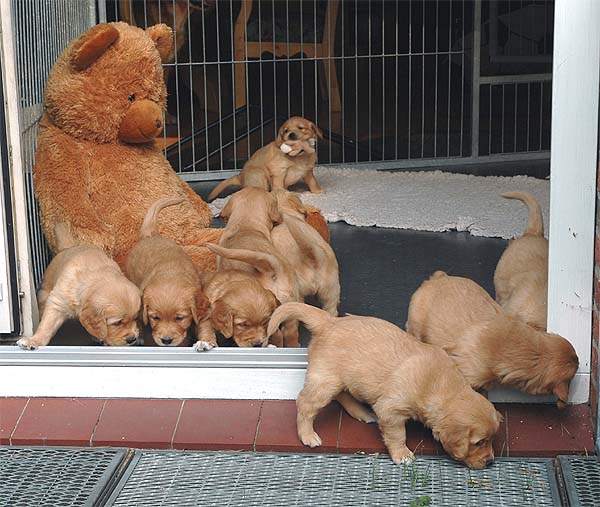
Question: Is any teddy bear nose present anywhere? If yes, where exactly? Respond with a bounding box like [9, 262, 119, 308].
[118, 99, 164, 143]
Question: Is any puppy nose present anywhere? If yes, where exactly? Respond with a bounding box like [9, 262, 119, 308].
[155, 119, 162, 129]
[288, 132, 297, 140]
[252, 341, 263, 348]
[486, 456, 495, 466]
[161, 337, 173, 345]
[125, 336, 138, 344]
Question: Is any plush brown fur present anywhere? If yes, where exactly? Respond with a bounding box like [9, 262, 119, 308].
[268, 303, 501, 469]
[125, 197, 210, 346]
[195, 270, 280, 350]
[208, 117, 324, 200]
[17, 223, 141, 349]
[271, 190, 340, 315]
[33, 22, 222, 274]
[494, 191, 548, 330]
[407, 272, 579, 408]
[206, 187, 302, 347]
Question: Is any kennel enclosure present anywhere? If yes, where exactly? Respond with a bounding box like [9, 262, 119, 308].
[0, 0, 596, 405]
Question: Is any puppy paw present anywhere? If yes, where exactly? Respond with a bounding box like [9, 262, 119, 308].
[390, 448, 415, 465]
[311, 188, 324, 194]
[360, 411, 378, 424]
[267, 344, 278, 349]
[193, 340, 217, 352]
[299, 431, 322, 448]
[16, 338, 40, 350]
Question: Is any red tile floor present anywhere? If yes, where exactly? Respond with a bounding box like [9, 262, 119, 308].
[0, 397, 595, 457]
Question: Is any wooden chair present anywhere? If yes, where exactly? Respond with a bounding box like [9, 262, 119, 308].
[233, 0, 341, 112]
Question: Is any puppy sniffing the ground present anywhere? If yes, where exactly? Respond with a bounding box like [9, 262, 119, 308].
[208, 116, 323, 200]
[17, 223, 141, 349]
[407, 272, 578, 408]
[206, 187, 301, 346]
[271, 190, 340, 315]
[494, 191, 548, 330]
[125, 197, 210, 346]
[194, 270, 280, 350]
[268, 303, 501, 469]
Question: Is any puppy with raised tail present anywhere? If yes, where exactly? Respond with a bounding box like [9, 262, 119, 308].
[494, 191, 548, 330]
[205, 187, 301, 347]
[407, 271, 578, 408]
[271, 190, 340, 315]
[125, 197, 210, 346]
[17, 223, 141, 349]
[268, 302, 501, 469]
[208, 116, 323, 200]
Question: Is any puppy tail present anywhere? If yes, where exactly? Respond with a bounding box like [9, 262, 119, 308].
[205, 243, 285, 278]
[282, 212, 333, 267]
[140, 196, 185, 238]
[54, 223, 78, 251]
[502, 191, 544, 237]
[208, 175, 241, 201]
[267, 302, 332, 337]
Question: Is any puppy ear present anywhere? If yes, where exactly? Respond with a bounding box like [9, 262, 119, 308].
[192, 289, 211, 324]
[211, 300, 233, 338]
[142, 303, 149, 325]
[80, 301, 107, 340]
[219, 199, 233, 222]
[269, 199, 283, 225]
[146, 24, 174, 63]
[310, 122, 324, 140]
[553, 382, 570, 406]
[440, 428, 470, 461]
[495, 410, 504, 424]
[277, 122, 288, 141]
[71, 24, 119, 71]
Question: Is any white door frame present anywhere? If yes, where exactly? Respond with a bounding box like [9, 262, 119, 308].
[0, 0, 597, 402]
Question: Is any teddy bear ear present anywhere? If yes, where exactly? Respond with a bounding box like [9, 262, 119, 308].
[71, 23, 119, 71]
[146, 24, 174, 63]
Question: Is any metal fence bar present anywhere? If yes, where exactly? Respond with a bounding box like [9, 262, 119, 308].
[471, 0, 481, 158]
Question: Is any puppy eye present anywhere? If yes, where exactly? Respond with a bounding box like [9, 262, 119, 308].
[175, 316, 184, 322]
[283, 128, 288, 133]
[237, 322, 249, 328]
[151, 315, 160, 321]
[475, 439, 486, 447]
[128, 94, 136, 102]
[110, 320, 122, 327]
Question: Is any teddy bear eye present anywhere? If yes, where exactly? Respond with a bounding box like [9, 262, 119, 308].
[128, 94, 136, 102]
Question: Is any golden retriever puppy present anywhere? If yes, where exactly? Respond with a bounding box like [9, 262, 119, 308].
[208, 116, 324, 200]
[494, 191, 548, 330]
[271, 189, 340, 315]
[17, 224, 140, 349]
[125, 197, 210, 346]
[267, 303, 501, 469]
[205, 187, 301, 347]
[407, 272, 578, 408]
[194, 270, 280, 350]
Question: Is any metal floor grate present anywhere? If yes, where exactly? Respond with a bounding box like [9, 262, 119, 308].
[0, 446, 128, 507]
[558, 455, 600, 507]
[106, 451, 560, 507]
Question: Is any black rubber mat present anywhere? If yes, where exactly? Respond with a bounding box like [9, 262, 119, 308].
[558, 455, 600, 507]
[0, 446, 129, 506]
[105, 451, 561, 507]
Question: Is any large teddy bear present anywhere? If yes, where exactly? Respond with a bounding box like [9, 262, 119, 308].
[34, 22, 222, 271]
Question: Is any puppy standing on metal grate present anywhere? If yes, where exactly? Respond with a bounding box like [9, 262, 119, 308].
[208, 116, 324, 201]
[268, 302, 502, 469]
